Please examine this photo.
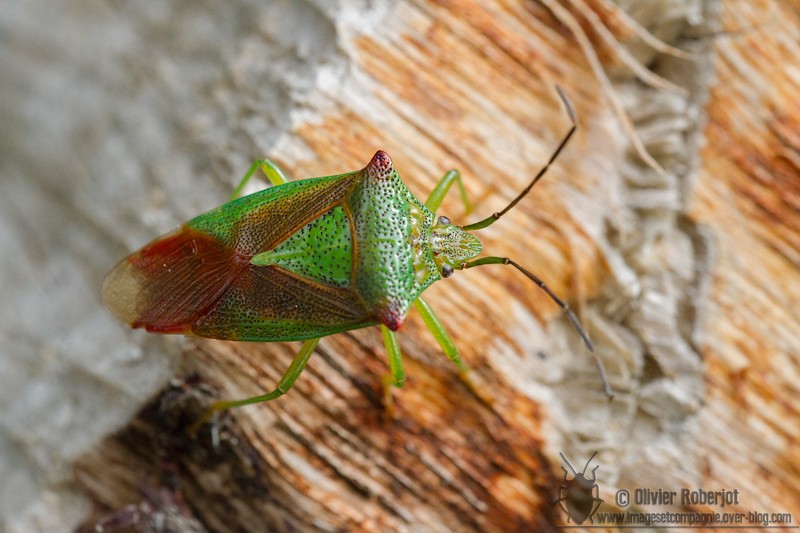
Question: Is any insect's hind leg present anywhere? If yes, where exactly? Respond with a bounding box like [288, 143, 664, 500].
[190, 337, 320, 433]
[424, 169, 472, 215]
[229, 159, 292, 201]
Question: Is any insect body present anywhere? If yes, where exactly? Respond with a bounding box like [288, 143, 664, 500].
[104, 151, 455, 339]
[556, 452, 604, 525]
[103, 88, 599, 414]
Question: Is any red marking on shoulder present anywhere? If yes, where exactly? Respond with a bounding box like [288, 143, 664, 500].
[364, 150, 395, 181]
[377, 299, 405, 331]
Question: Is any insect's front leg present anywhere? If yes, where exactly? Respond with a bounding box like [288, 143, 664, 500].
[229, 159, 293, 201]
[413, 297, 466, 372]
[413, 298, 494, 405]
[381, 325, 405, 418]
[424, 169, 472, 214]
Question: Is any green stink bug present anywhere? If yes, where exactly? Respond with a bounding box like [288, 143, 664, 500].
[102, 88, 603, 416]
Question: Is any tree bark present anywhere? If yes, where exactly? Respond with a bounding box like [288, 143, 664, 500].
[2, 0, 798, 531]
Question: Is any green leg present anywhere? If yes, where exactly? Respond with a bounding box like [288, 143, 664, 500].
[413, 297, 494, 405]
[413, 297, 467, 373]
[229, 159, 291, 201]
[424, 169, 472, 215]
[190, 337, 320, 432]
[381, 325, 405, 387]
[380, 325, 405, 417]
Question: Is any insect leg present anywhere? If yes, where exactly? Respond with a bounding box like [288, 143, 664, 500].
[413, 297, 496, 405]
[424, 169, 472, 214]
[259, 160, 291, 185]
[380, 325, 405, 418]
[413, 297, 467, 372]
[381, 325, 405, 387]
[229, 159, 292, 201]
[462, 256, 613, 398]
[190, 338, 321, 431]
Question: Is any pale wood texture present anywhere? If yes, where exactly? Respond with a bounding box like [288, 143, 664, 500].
[2, 0, 798, 531]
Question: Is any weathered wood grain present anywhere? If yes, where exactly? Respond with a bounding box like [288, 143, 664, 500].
[2, 0, 798, 531]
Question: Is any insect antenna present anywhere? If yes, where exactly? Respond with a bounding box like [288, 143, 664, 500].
[581, 451, 599, 475]
[560, 452, 578, 475]
[458, 87, 613, 399]
[461, 256, 614, 398]
[462, 85, 577, 232]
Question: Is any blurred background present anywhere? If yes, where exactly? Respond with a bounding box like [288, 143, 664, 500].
[1, 0, 798, 531]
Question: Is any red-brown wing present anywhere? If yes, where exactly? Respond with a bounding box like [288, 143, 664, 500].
[102, 226, 251, 333]
[102, 171, 373, 339]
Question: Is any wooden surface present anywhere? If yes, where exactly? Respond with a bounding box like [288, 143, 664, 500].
[2, 0, 799, 531]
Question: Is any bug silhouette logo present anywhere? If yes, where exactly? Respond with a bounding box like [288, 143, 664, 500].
[555, 451, 604, 525]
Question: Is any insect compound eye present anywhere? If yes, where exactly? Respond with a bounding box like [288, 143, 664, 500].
[438, 215, 451, 225]
[441, 264, 454, 278]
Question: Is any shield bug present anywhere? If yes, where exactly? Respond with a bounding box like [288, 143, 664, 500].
[555, 451, 604, 525]
[103, 87, 604, 417]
